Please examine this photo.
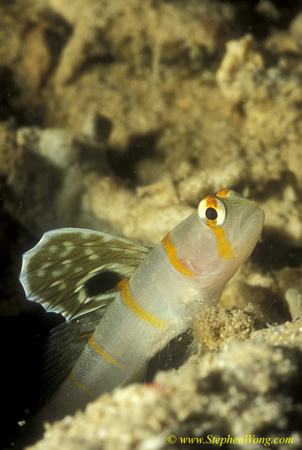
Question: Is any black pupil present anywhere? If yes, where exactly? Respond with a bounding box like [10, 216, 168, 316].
[206, 207, 218, 221]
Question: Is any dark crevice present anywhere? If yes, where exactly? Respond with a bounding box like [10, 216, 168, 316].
[0, 308, 64, 449]
[253, 228, 302, 271]
[0, 66, 21, 121]
[106, 132, 159, 184]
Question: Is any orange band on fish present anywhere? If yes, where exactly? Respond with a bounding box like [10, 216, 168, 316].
[217, 188, 230, 198]
[118, 279, 167, 328]
[162, 233, 194, 278]
[202, 194, 233, 261]
[204, 195, 218, 209]
[68, 373, 94, 396]
[89, 335, 124, 368]
[212, 226, 233, 260]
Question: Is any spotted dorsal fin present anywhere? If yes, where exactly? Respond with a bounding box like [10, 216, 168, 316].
[20, 228, 151, 320]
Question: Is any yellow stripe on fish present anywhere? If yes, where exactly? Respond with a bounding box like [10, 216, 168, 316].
[217, 188, 230, 198]
[19, 189, 264, 423]
[198, 192, 233, 260]
[88, 335, 124, 368]
[118, 278, 167, 328]
[162, 233, 194, 277]
[211, 226, 233, 260]
[68, 373, 94, 396]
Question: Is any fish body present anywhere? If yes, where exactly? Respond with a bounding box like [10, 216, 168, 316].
[20, 189, 264, 421]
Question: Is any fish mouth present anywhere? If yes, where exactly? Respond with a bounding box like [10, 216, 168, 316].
[230, 204, 264, 262]
[240, 206, 264, 255]
[244, 205, 264, 237]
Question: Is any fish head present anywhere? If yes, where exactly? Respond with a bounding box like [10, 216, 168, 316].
[174, 189, 264, 304]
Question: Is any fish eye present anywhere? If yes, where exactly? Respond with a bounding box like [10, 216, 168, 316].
[198, 196, 227, 228]
[205, 207, 218, 221]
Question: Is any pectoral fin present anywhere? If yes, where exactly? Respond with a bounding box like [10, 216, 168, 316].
[38, 307, 108, 406]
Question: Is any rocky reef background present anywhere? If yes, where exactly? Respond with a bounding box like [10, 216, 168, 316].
[1, 0, 302, 448]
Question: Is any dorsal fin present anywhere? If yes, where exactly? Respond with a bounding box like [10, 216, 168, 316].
[20, 228, 151, 320]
